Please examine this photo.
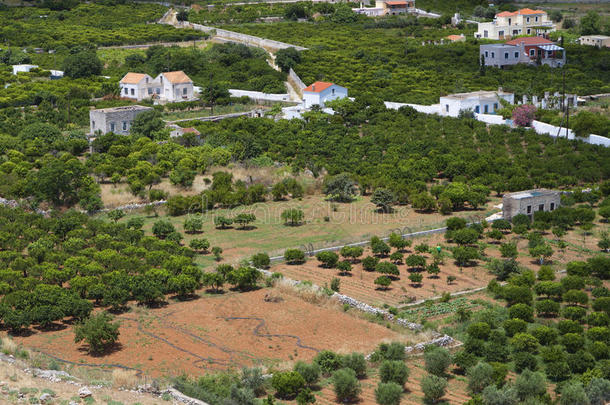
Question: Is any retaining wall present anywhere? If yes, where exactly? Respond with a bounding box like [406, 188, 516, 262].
[531, 119, 574, 139]
[475, 113, 506, 125]
[175, 21, 307, 52]
[287, 68, 306, 98]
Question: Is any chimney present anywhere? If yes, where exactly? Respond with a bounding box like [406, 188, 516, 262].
[312, 84, 315, 91]
[498, 87, 503, 93]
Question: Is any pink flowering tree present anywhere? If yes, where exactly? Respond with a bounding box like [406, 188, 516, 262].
[512, 104, 537, 127]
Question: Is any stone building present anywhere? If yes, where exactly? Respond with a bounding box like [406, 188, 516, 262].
[502, 189, 561, 221]
[89, 105, 153, 136]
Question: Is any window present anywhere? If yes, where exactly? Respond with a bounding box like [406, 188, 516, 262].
[494, 103, 498, 110]
[148, 88, 152, 95]
[527, 205, 532, 214]
[484, 30, 488, 38]
[130, 88, 134, 96]
[485, 51, 489, 57]
[122, 121, 127, 131]
[498, 30, 504, 37]
[535, 16, 538, 22]
[526, 17, 530, 23]
[491, 52, 495, 58]
[183, 87, 187, 95]
[514, 51, 519, 58]
[504, 52, 509, 59]
[124, 88, 128, 95]
[156, 88, 160, 95]
[538, 204, 544, 211]
[92, 121, 95, 129]
[550, 202, 555, 211]
[475, 106, 480, 113]
[513, 29, 519, 35]
[527, 28, 531, 34]
[484, 105, 489, 113]
[508, 18, 511, 25]
[530, 49, 535, 57]
[110, 122, 115, 132]
[445, 104, 449, 112]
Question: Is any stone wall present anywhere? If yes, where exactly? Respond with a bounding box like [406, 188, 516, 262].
[229, 89, 290, 102]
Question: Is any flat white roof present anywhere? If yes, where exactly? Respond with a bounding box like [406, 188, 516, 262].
[441, 90, 512, 100]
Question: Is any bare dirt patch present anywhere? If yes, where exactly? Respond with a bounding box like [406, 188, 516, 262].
[13, 287, 417, 378]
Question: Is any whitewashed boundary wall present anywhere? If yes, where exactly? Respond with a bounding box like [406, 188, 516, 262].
[229, 89, 290, 102]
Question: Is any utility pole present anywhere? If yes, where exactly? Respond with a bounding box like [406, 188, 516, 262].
[562, 67, 566, 138]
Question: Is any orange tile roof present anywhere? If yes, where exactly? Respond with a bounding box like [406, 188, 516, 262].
[161, 71, 192, 84]
[505, 36, 553, 46]
[496, 8, 545, 17]
[385, 1, 407, 5]
[446, 34, 464, 41]
[303, 81, 334, 93]
[120, 72, 148, 84]
[182, 127, 201, 135]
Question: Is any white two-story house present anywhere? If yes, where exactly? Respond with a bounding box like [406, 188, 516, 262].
[303, 81, 348, 108]
[474, 8, 556, 40]
[119, 71, 196, 103]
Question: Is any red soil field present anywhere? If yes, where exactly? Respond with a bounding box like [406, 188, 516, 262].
[13, 287, 415, 378]
[272, 234, 496, 308]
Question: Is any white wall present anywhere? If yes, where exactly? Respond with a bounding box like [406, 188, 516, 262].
[384, 101, 441, 114]
[229, 89, 290, 102]
[475, 113, 506, 125]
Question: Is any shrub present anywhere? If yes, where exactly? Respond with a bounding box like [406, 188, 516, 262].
[503, 318, 527, 337]
[379, 360, 409, 386]
[336, 260, 352, 274]
[509, 303, 534, 322]
[467, 361, 494, 394]
[453, 350, 477, 373]
[420, 374, 447, 403]
[362, 256, 379, 271]
[374, 276, 392, 290]
[314, 350, 342, 376]
[374, 382, 403, 405]
[424, 347, 451, 376]
[332, 368, 361, 402]
[74, 312, 120, 354]
[560, 382, 589, 405]
[251, 252, 270, 268]
[513, 104, 536, 127]
[271, 371, 305, 399]
[467, 322, 491, 340]
[330, 277, 340, 292]
[152, 220, 175, 239]
[316, 251, 339, 268]
[370, 342, 405, 362]
[586, 377, 610, 405]
[284, 249, 305, 264]
[514, 369, 546, 400]
[536, 300, 560, 317]
[376, 261, 399, 276]
[341, 353, 367, 378]
[514, 352, 538, 373]
[511, 333, 539, 354]
[294, 361, 320, 386]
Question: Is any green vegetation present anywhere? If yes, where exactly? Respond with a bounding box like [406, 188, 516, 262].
[225, 20, 610, 104]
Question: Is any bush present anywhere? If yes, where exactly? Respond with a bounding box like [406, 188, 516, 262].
[336, 260, 352, 274]
[421, 374, 447, 403]
[251, 252, 270, 268]
[514, 369, 546, 400]
[586, 377, 610, 405]
[341, 353, 367, 378]
[370, 342, 405, 362]
[453, 350, 477, 373]
[294, 361, 320, 386]
[316, 251, 339, 268]
[375, 382, 403, 405]
[285, 249, 306, 264]
[362, 256, 379, 271]
[560, 382, 589, 405]
[514, 352, 538, 373]
[73, 312, 120, 354]
[271, 371, 306, 399]
[379, 360, 409, 386]
[332, 368, 361, 402]
[314, 350, 342, 376]
[467, 361, 494, 394]
[509, 303, 534, 322]
[152, 220, 176, 239]
[424, 347, 451, 376]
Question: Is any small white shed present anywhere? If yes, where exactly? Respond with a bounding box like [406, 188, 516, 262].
[303, 82, 348, 109]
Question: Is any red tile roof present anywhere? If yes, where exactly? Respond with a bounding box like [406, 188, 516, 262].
[385, 1, 407, 5]
[496, 8, 546, 17]
[446, 34, 465, 41]
[120, 72, 148, 84]
[505, 36, 553, 46]
[303, 81, 334, 93]
[182, 127, 201, 135]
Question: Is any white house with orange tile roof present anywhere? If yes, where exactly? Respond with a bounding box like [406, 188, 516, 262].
[302, 81, 348, 108]
[474, 8, 555, 40]
[119, 71, 196, 103]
